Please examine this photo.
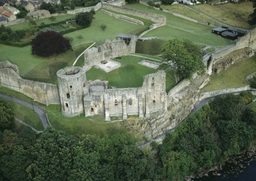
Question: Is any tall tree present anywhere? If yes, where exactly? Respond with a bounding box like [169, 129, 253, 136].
[75, 10, 94, 27]
[161, 39, 204, 82]
[31, 31, 72, 57]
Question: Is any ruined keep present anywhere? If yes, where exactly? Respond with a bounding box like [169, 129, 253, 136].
[57, 66, 86, 117]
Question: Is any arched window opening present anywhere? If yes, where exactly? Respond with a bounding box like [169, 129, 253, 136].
[66, 93, 70, 99]
[65, 103, 69, 108]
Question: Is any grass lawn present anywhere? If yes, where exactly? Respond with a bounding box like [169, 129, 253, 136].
[0, 43, 90, 83]
[86, 55, 176, 92]
[0, 97, 44, 131]
[64, 11, 149, 46]
[161, 4, 219, 26]
[46, 104, 124, 137]
[202, 56, 256, 92]
[125, 3, 233, 48]
[191, 2, 253, 29]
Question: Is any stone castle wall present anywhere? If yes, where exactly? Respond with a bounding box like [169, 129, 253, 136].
[67, 3, 102, 14]
[209, 28, 256, 74]
[0, 61, 59, 105]
[84, 37, 136, 70]
[82, 70, 167, 121]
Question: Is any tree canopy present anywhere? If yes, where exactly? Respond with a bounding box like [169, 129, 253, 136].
[31, 31, 72, 57]
[248, 0, 256, 25]
[161, 39, 204, 82]
[0, 99, 14, 131]
[1, 93, 256, 181]
[75, 10, 94, 27]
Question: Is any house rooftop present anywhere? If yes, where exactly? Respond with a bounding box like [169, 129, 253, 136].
[0, 15, 7, 21]
[0, 8, 12, 17]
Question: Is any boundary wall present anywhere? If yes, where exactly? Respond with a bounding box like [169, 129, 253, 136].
[67, 3, 102, 14]
[0, 61, 59, 105]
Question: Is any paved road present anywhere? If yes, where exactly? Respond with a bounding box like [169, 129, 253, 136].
[0, 93, 49, 129]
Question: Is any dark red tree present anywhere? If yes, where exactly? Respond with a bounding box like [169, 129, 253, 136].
[31, 31, 72, 57]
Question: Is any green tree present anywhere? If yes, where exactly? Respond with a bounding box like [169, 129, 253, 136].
[26, 128, 77, 181]
[0, 99, 14, 131]
[31, 31, 72, 57]
[161, 39, 204, 82]
[40, 2, 56, 14]
[75, 11, 94, 27]
[248, 0, 256, 25]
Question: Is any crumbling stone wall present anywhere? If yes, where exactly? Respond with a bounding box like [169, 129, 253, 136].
[67, 3, 101, 14]
[81, 70, 167, 121]
[84, 37, 136, 70]
[0, 60, 59, 105]
[209, 28, 256, 74]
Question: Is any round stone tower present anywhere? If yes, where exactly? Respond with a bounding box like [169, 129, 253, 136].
[57, 66, 86, 117]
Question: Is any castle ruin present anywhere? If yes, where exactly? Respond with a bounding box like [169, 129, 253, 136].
[1, 24, 256, 140]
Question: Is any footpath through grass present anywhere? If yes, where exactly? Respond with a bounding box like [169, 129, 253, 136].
[202, 56, 256, 92]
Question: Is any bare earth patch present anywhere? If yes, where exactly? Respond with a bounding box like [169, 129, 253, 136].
[138, 60, 160, 69]
[95, 60, 121, 73]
